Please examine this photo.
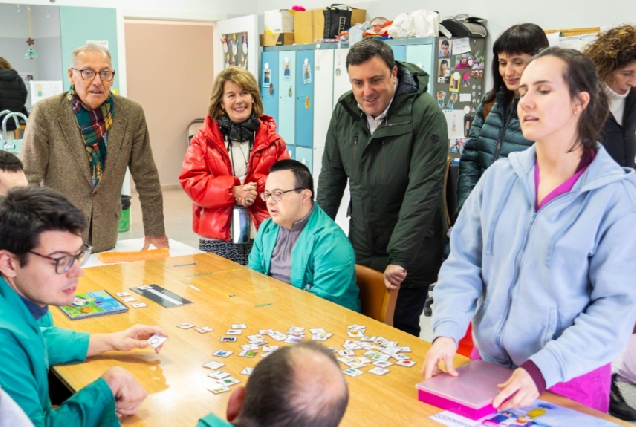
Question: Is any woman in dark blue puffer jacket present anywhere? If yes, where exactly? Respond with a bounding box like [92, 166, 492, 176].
[456, 24, 549, 215]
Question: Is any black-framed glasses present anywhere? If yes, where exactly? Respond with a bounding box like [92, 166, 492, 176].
[72, 68, 115, 82]
[29, 244, 93, 274]
[260, 187, 304, 202]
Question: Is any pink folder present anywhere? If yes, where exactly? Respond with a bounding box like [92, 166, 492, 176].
[416, 360, 513, 420]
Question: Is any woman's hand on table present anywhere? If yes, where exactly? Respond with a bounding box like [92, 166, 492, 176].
[493, 367, 539, 410]
[421, 336, 458, 379]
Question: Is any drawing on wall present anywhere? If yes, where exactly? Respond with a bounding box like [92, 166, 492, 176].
[438, 59, 451, 83]
[222, 32, 248, 70]
[472, 50, 485, 69]
[303, 58, 312, 84]
[283, 57, 291, 81]
[449, 72, 461, 93]
[263, 65, 271, 88]
[436, 91, 447, 109]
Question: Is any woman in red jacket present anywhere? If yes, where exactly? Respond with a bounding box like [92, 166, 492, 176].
[179, 67, 288, 264]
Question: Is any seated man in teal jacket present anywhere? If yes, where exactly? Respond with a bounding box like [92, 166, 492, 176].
[248, 159, 360, 312]
[197, 342, 349, 427]
[0, 186, 168, 427]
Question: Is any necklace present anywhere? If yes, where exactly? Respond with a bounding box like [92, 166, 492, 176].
[226, 135, 251, 176]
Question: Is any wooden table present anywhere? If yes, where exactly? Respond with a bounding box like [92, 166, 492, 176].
[51, 253, 629, 426]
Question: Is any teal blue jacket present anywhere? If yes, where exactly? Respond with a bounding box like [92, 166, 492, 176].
[248, 204, 360, 312]
[0, 278, 119, 427]
[197, 413, 232, 427]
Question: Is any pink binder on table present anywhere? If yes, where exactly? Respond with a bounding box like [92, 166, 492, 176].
[416, 360, 513, 420]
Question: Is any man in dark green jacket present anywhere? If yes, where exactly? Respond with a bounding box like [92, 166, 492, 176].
[317, 39, 448, 337]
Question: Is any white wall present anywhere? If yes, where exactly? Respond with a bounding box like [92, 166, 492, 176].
[0, 4, 60, 38]
[0, 0, 253, 17]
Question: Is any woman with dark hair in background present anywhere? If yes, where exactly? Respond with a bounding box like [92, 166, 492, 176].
[584, 24, 636, 421]
[424, 47, 636, 412]
[456, 23, 549, 214]
[0, 57, 28, 132]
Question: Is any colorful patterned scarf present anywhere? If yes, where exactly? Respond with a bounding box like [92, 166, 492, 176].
[67, 86, 115, 186]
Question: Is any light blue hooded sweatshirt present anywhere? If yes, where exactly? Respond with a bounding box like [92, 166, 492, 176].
[433, 144, 636, 388]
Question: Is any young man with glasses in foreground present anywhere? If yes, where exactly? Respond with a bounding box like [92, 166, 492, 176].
[248, 160, 360, 312]
[0, 186, 168, 426]
[21, 43, 168, 253]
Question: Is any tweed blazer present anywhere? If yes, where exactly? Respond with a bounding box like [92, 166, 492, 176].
[21, 93, 165, 252]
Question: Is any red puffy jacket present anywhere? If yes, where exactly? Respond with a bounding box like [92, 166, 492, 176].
[179, 115, 289, 241]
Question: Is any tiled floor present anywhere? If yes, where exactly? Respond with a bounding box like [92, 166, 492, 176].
[124, 189, 636, 423]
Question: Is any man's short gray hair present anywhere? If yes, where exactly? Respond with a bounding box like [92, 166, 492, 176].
[71, 44, 112, 67]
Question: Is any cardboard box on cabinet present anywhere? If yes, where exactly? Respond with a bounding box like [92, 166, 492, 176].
[260, 33, 295, 46]
[294, 7, 366, 44]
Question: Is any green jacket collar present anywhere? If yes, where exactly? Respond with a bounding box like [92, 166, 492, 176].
[0, 277, 40, 335]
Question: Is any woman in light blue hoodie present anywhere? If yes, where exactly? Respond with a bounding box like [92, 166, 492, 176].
[423, 47, 636, 413]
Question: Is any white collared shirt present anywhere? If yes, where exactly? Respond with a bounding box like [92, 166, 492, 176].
[358, 79, 398, 135]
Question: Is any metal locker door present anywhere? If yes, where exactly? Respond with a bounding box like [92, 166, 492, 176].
[391, 45, 406, 62]
[295, 146, 313, 175]
[406, 44, 434, 76]
[278, 51, 296, 146]
[313, 48, 335, 197]
[261, 51, 279, 125]
[287, 144, 295, 159]
[295, 50, 314, 148]
[332, 46, 351, 108]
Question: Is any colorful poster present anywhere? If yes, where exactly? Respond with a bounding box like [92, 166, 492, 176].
[430, 399, 618, 427]
[262, 64, 271, 87]
[222, 31, 248, 70]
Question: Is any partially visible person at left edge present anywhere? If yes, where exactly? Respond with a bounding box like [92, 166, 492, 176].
[20, 43, 167, 253]
[249, 160, 360, 312]
[0, 56, 28, 131]
[0, 186, 169, 426]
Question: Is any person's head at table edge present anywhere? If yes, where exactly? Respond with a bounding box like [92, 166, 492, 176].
[263, 159, 314, 230]
[346, 38, 398, 119]
[209, 66, 264, 125]
[226, 342, 349, 427]
[0, 151, 27, 196]
[0, 186, 90, 308]
[68, 44, 115, 110]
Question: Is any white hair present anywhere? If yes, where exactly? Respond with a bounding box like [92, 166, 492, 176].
[70, 44, 112, 67]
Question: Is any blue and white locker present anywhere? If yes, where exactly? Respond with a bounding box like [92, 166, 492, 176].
[278, 51, 296, 147]
[294, 50, 314, 148]
[261, 51, 279, 125]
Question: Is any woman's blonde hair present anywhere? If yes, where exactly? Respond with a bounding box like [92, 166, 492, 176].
[208, 67, 263, 120]
[0, 57, 13, 70]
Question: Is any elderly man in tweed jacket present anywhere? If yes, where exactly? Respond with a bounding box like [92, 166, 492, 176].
[21, 44, 167, 252]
